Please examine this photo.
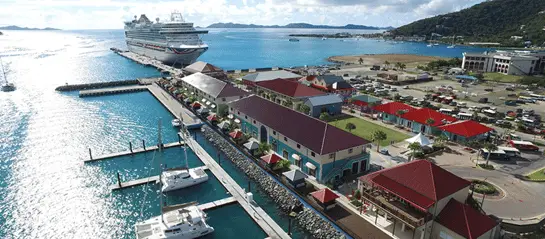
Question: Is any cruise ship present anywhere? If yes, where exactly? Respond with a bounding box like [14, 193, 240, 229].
[124, 12, 208, 65]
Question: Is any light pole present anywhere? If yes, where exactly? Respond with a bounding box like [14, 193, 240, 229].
[480, 177, 489, 207]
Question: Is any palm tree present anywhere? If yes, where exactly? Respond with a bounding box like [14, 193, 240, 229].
[395, 62, 403, 70]
[345, 122, 357, 133]
[256, 143, 272, 156]
[434, 134, 448, 148]
[483, 143, 498, 166]
[358, 57, 364, 65]
[407, 142, 422, 161]
[372, 130, 388, 152]
[425, 118, 436, 126]
[384, 61, 390, 69]
[284, 100, 294, 108]
[319, 112, 330, 122]
[299, 104, 311, 114]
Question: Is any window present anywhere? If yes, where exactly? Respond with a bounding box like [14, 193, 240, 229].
[348, 148, 353, 154]
[245, 116, 248, 119]
[230, 107, 233, 111]
[329, 153, 334, 159]
[311, 152, 315, 157]
[284, 137, 287, 142]
[222, 98, 226, 102]
[297, 144, 300, 149]
[237, 111, 240, 115]
[273, 131, 276, 135]
[240, 96, 243, 99]
[253, 120, 256, 124]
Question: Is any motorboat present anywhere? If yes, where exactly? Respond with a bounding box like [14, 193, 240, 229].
[288, 38, 299, 42]
[447, 45, 455, 48]
[426, 44, 433, 47]
[172, 119, 182, 127]
[135, 202, 214, 239]
[433, 43, 439, 46]
[161, 167, 208, 192]
[322, 37, 326, 40]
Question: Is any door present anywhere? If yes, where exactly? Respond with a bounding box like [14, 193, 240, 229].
[260, 125, 268, 143]
[420, 125, 426, 133]
[282, 150, 289, 159]
[351, 162, 359, 174]
[342, 169, 351, 177]
[359, 160, 366, 172]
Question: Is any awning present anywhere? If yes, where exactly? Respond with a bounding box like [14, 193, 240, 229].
[244, 140, 260, 151]
[207, 114, 218, 122]
[261, 153, 282, 164]
[405, 133, 432, 146]
[217, 121, 230, 129]
[305, 162, 316, 170]
[229, 131, 243, 139]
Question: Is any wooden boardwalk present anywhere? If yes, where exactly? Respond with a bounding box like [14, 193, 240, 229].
[79, 85, 148, 97]
[110, 166, 209, 191]
[86, 141, 184, 163]
[198, 197, 237, 211]
[186, 137, 291, 239]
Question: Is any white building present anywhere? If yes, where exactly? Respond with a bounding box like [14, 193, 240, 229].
[462, 50, 545, 75]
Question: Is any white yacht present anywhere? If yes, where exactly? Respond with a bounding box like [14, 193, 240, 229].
[135, 202, 214, 239]
[161, 167, 208, 192]
[447, 45, 455, 48]
[426, 44, 433, 47]
[172, 119, 182, 127]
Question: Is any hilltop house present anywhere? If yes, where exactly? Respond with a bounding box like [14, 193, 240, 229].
[179, 73, 249, 106]
[300, 75, 355, 99]
[255, 79, 327, 110]
[359, 160, 500, 239]
[229, 95, 370, 182]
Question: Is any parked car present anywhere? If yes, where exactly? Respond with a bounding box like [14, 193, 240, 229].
[484, 88, 494, 92]
[505, 100, 517, 106]
[478, 98, 488, 103]
[506, 87, 515, 91]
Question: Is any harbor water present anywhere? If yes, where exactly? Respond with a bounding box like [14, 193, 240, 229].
[0, 29, 489, 238]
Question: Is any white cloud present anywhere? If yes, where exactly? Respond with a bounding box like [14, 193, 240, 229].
[0, 0, 485, 29]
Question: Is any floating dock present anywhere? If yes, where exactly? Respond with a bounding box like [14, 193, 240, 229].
[79, 85, 148, 97]
[86, 141, 184, 163]
[164, 197, 237, 212]
[110, 166, 209, 191]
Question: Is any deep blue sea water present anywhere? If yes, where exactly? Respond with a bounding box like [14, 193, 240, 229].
[0, 29, 489, 238]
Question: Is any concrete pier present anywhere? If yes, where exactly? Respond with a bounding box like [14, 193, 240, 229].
[186, 137, 291, 239]
[79, 85, 147, 97]
[198, 197, 237, 211]
[116, 51, 184, 76]
[86, 141, 184, 163]
[110, 166, 209, 191]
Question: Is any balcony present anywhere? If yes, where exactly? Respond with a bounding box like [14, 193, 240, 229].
[359, 188, 432, 229]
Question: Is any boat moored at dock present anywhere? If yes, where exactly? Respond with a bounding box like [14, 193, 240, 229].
[161, 167, 209, 192]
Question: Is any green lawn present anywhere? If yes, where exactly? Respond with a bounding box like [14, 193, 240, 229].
[329, 117, 410, 146]
[482, 72, 541, 83]
[526, 168, 545, 181]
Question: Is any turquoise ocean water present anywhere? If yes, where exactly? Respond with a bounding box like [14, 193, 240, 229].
[0, 29, 488, 238]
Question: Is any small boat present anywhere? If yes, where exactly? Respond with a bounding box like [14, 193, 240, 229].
[447, 45, 455, 48]
[288, 38, 299, 42]
[172, 119, 182, 127]
[426, 44, 433, 47]
[135, 202, 214, 239]
[433, 43, 439, 46]
[322, 37, 326, 40]
[1, 57, 15, 92]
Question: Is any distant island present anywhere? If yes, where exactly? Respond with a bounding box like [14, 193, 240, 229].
[206, 22, 393, 30]
[0, 25, 61, 31]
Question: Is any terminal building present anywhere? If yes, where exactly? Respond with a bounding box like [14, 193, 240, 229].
[229, 95, 370, 183]
[462, 50, 545, 75]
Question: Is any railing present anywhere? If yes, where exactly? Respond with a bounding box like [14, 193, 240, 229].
[359, 189, 432, 229]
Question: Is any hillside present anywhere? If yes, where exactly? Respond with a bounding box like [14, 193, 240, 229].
[392, 0, 545, 45]
[0, 25, 61, 30]
[207, 22, 392, 30]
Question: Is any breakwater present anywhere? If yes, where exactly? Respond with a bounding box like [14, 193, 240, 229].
[55, 80, 139, 91]
[201, 125, 345, 239]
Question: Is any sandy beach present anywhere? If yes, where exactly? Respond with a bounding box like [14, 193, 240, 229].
[328, 54, 447, 67]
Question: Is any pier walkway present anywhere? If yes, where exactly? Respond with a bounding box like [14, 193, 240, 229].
[117, 51, 184, 76]
[198, 197, 237, 211]
[147, 84, 198, 123]
[110, 166, 209, 191]
[187, 137, 291, 239]
[86, 141, 183, 163]
[79, 85, 147, 97]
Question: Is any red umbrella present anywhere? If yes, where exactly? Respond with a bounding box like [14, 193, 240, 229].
[191, 102, 201, 109]
[229, 131, 243, 139]
[260, 153, 282, 164]
[207, 114, 218, 122]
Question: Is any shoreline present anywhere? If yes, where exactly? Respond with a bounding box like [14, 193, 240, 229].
[327, 54, 448, 66]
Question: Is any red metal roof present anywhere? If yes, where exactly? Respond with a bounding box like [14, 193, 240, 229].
[256, 79, 326, 98]
[401, 108, 457, 126]
[311, 188, 339, 203]
[438, 120, 493, 138]
[436, 199, 498, 239]
[260, 153, 282, 164]
[229, 96, 369, 154]
[352, 100, 368, 107]
[229, 131, 243, 139]
[372, 102, 416, 116]
[360, 160, 471, 209]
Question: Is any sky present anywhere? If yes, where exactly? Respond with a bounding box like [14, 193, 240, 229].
[0, 0, 485, 30]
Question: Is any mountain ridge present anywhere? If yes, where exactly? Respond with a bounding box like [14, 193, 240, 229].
[0, 25, 61, 31]
[206, 22, 393, 30]
[391, 0, 545, 45]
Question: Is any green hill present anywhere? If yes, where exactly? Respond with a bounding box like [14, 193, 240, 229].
[392, 0, 545, 46]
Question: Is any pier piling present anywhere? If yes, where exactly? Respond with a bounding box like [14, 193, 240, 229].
[142, 140, 146, 150]
[116, 172, 122, 188]
[248, 181, 251, 192]
[217, 152, 221, 166]
[129, 142, 133, 153]
[89, 148, 92, 160]
[178, 133, 182, 144]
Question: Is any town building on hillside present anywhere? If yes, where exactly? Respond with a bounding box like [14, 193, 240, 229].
[462, 50, 545, 75]
[304, 94, 343, 118]
[229, 95, 371, 183]
[183, 61, 227, 80]
[358, 160, 500, 239]
[299, 75, 355, 99]
[254, 79, 327, 110]
[438, 120, 493, 142]
[179, 73, 249, 106]
[242, 70, 302, 88]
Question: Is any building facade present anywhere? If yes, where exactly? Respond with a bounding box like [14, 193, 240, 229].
[462, 50, 545, 75]
[229, 95, 371, 183]
[242, 70, 302, 88]
[254, 78, 327, 110]
[300, 75, 355, 99]
[304, 94, 343, 118]
[179, 72, 249, 106]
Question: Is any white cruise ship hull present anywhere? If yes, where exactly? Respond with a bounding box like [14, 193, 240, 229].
[127, 43, 207, 66]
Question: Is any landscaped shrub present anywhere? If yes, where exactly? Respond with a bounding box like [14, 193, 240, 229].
[472, 180, 497, 195]
[478, 164, 495, 170]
